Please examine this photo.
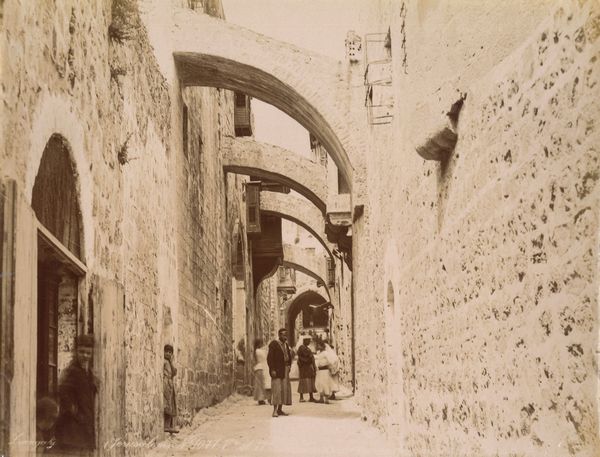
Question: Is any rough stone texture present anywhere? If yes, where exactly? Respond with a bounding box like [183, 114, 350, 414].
[353, 0, 600, 455]
[255, 274, 280, 342]
[173, 85, 253, 425]
[4, 0, 599, 455]
[329, 257, 353, 388]
[222, 136, 328, 212]
[0, 0, 260, 453]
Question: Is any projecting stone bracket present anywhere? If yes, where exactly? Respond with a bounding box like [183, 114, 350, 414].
[326, 193, 352, 227]
[324, 193, 353, 269]
[325, 222, 352, 271]
[415, 95, 466, 161]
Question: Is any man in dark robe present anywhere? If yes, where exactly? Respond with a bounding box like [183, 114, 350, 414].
[54, 334, 97, 455]
[296, 337, 317, 402]
[267, 328, 292, 417]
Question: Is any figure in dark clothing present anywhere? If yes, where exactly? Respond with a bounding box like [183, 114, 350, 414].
[164, 344, 179, 433]
[36, 396, 58, 454]
[297, 337, 317, 402]
[54, 334, 97, 454]
[267, 328, 292, 417]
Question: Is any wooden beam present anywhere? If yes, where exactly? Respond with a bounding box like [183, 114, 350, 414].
[0, 180, 16, 455]
[36, 223, 87, 276]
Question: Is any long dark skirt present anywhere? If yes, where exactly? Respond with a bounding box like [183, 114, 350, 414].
[297, 377, 316, 394]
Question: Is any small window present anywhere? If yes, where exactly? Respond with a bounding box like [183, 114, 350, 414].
[246, 183, 261, 233]
[327, 257, 335, 288]
[234, 92, 252, 136]
[235, 92, 247, 108]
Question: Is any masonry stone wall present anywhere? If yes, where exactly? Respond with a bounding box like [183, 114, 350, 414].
[332, 258, 353, 388]
[256, 274, 279, 343]
[174, 85, 250, 424]
[1, 0, 255, 452]
[353, 0, 600, 455]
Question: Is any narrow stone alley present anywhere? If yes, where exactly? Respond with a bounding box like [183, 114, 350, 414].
[1, 0, 599, 456]
[146, 386, 395, 457]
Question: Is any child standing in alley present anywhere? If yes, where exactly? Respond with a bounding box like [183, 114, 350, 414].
[164, 344, 179, 433]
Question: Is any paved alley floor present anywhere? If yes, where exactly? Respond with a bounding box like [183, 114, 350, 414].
[147, 386, 397, 457]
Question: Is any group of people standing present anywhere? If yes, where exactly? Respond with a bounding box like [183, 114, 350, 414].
[253, 328, 340, 416]
[299, 337, 340, 404]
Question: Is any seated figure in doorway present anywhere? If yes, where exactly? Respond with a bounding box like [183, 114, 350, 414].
[36, 396, 59, 454]
[54, 334, 97, 455]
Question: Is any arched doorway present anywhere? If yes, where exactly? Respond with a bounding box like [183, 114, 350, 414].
[284, 289, 329, 347]
[31, 134, 87, 426]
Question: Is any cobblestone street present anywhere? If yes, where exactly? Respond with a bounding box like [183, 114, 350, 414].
[147, 385, 396, 457]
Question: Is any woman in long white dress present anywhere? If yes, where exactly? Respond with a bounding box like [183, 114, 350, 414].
[253, 339, 271, 405]
[314, 341, 333, 403]
[325, 342, 340, 399]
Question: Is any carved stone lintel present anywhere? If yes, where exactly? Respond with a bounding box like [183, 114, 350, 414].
[327, 193, 352, 227]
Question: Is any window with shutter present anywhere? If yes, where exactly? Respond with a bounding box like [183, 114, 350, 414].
[327, 257, 336, 288]
[246, 182, 261, 233]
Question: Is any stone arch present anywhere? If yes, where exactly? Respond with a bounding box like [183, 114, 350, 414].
[223, 137, 327, 213]
[260, 191, 334, 259]
[32, 132, 89, 428]
[282, 244, 330, 300]
[281, 261, 330, 301]
[26, 92, 93, 263]
[284, 289, 329, 347]
[32, 134, 84, 259]
[172, 8, 361, 188]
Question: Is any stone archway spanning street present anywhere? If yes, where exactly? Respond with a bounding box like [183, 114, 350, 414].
[282, 244, 330, 300]
[171, 7, 363, 188]
[283, 288, 329, 347]
[260, 191, 334, 259]
[222, 136, 327, 213]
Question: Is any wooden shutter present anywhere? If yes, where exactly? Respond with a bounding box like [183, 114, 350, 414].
[1, 180, 38, 456]
[327, 257, 335, 288]
[92, 275, 126, 456]
[246, 182, 261, 233]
